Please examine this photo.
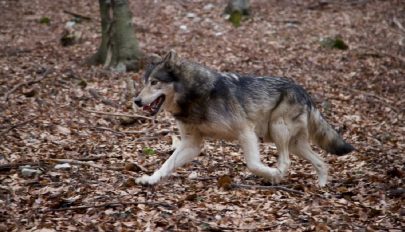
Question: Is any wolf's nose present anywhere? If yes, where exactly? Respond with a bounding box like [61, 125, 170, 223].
[134, 97, 142, 107]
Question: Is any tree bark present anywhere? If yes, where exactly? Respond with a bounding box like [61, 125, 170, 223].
[87, 0, 142, 72]
[224, 0, 250, 16]
[88, 0, 111, 65]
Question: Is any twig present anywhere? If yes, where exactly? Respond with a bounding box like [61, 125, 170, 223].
[232, 183, 305, 195]
[186, 214, 278, 231]
[0, 116, 39, 136]
[130, 128, 172, 135]
[88, 88, 119, 108]
[63, 10, 92, 21]
[4, 68, 53, 101]
[48, 158, 127, 171]
[48, 200, 174, 212]
[47, 158, 104, 169]
[76, 156, 105, 161]
[89, 126, 127, 135]
[86, 126, 168, 137]
[82, 108, 153, 121]
[92, 126, 148, 135]
[349, 88, 400, 113]
[133, 136, 160, 142]
[0, 161, 46, 172]
[356, 47, 405, 65]
[0, 158, 123, 173]
[393, 17, 405, 33]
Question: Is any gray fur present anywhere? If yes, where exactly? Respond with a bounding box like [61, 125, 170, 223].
[134, 50, 354, 186]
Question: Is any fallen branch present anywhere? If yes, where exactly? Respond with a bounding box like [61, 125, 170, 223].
[349, 88, 400, 113]
[0, 158, 124, 172]
[133, 136, 160, 142]
[0, 161, 46, 172]
[89, 126, 127, 135]
[4, 68, 53, 101]
[82, 108, 153, 121]
[88, 88, 120, 108]
[0, 116, 39, 136]
[47, 158, 104, 169]
[86, 126, 171, 137]
[186, 214, 278, 231]
[232, 183, 305, 195]
[48, 201, 174, 212]
[356, 47, 405, 65]
[63, 10, 92, 21]
[48, 158, 125, 171]
[76, 156, 105, 161]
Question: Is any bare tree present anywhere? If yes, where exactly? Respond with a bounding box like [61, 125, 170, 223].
[88, 0, 142, 72]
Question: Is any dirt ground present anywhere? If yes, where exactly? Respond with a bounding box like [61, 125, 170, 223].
[0, 0, 404, 231]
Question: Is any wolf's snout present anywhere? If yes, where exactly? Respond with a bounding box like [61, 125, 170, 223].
[134, 97, 142, 107]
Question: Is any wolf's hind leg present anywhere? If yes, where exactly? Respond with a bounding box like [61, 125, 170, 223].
[270, 119, 292, 181]
[291, 138, 328, 187]
[239, 129, 282, 184]
[136, 135, 203, 185]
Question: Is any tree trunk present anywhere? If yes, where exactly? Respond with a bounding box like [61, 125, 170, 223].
[224, 0, 250, 27]
[87, 0, 142, 72]
[88, 0, 111, 65]
[224, 0, 250, 16]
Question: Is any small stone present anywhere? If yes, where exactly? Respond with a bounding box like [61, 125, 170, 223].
[186, 12, 196, 18]
[21, 168, 42, 177]
[179, 25, 188, 31]
[203, 3, 214, 11]
[54, 163, 71, 170]
[56, 125, 71, 135]
[188, 171, 198, 179]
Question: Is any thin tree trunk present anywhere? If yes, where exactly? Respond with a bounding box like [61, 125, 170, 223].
[110, 0, 142, 71]
[87, 0, 142, 72]
[87, 0, 111, 65]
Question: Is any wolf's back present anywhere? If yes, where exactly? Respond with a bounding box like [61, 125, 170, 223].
[308, 109, 355, 155]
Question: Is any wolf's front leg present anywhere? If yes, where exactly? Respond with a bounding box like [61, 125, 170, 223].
[239, 129, 283, 184]
[136, 135, 203, 185]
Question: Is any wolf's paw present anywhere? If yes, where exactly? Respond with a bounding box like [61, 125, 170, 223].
[262, 174, 283, 185]
[270, 175, 282, 185]
[266, 168, 283, 184]
[135, 174, 160, 186]
[318, 175, 328, 187]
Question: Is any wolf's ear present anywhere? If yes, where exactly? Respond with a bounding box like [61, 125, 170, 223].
[146, 53, 162, 65]
[163, 50, 179, 67]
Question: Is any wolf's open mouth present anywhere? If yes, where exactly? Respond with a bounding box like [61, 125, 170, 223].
[142, 95, 165, 115]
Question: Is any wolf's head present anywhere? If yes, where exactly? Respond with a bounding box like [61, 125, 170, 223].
[134, 50, 181, 116]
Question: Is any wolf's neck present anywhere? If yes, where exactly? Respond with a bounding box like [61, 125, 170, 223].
[176, 61, 216, 84]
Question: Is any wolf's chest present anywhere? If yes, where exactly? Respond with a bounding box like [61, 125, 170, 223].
[196, 122, 239, 140]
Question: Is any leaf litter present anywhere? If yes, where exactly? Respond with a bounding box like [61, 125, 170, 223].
[0, 0, 404, 231]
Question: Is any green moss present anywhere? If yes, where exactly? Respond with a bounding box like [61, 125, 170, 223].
[229, 10, 242, 27]
[143, 147, 156, 156]
[77, 79, 87, 89]
[39, 17, 50, 25]
[320, 36, 349, 50]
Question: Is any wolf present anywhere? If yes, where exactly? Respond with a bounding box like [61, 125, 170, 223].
[134, 50, 354, 187]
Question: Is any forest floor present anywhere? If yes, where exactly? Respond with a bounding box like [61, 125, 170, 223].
[1, 0, 404, 231]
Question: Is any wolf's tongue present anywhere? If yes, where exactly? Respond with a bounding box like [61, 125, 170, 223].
[143, 105, 152, 111]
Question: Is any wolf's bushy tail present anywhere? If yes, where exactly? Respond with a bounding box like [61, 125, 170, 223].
[308, 109, 355, 155]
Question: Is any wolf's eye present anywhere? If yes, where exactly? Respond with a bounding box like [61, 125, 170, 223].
[150, 80, 158, 86]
